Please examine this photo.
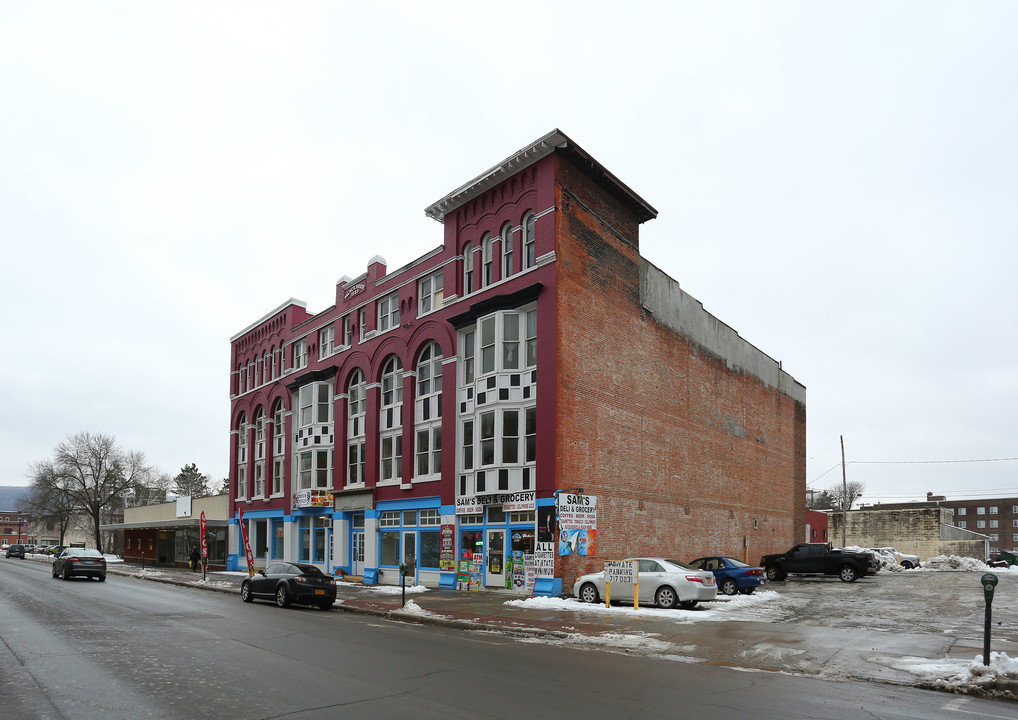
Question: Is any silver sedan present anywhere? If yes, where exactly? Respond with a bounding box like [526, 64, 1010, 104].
[572, 557, 717, 609]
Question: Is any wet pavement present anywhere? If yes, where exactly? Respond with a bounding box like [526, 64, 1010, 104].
[29, 555, 1018, 698]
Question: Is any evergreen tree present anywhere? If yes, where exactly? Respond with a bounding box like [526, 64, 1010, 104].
[172, 463, 211, 498]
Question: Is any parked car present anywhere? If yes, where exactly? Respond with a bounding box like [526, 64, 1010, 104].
[760, 543, 876, 583]
[573, 557, 718, 609]
[51, 547, 107, 581]
[869, 547, 921, 569]
[241, 562, 337, 610]
[687, 556, 767, 595]
[6, 543, 27, 559]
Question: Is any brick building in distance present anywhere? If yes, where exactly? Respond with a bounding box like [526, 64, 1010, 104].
[228, 129, 806, 594]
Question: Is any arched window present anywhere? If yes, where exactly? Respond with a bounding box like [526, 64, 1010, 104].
[482, 233, 494, 286]
[238, 364, 246, 394]
[253, 407, 266, 498]
[236, 413, 248, 500]
[347, 369, 366, 486]
[501, 222, 514, 278]
[523, 212, 536, 269]
[272, 400, 285, 495]
[463, 242, 474, 295]
[380, 356, 404, 482]
[415, 342, 443, 479]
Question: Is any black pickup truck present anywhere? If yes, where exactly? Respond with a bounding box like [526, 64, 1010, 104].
[759, 543, 876, 583]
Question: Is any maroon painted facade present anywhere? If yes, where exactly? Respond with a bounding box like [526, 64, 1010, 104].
[228, 130, 806, 592]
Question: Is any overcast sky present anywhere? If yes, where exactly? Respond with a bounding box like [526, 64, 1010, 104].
[2, 3, 1016, 505]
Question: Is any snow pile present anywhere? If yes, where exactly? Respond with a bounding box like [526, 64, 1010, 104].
[887, 652, 1018, 697]
[395, 599, 436, 616]
[132, 568, 168, 578]
[359, 583, 428, 595]
[519, 631, 677, 655]
[504, 591, 790, 622]
[919, 555, 994, 572]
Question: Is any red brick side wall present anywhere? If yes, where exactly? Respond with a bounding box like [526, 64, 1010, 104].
[552, 154, 806, 584]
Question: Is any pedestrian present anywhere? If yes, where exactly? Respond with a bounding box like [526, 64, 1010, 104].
[189, 543, 200, 572]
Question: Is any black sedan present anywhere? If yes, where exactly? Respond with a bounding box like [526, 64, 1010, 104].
[241, 562, 336, 610]
[52, 547, 107, 581]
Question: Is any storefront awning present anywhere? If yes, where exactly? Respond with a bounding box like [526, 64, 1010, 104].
[100, 519, 228, 531]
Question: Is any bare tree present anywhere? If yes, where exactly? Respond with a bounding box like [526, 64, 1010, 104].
[47, 432, 152, 553]
[22, 461, 78, 546]
[126, 472, 172, 507]
[827, 480, 866, 511]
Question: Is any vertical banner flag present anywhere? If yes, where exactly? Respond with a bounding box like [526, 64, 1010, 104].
[200, 510, 208, 560]
[238, 508, 255, 577]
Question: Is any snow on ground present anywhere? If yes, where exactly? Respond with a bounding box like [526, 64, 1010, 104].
[395, 599, 437, 617]
[911, 555, 1018, 573]
[357, 583, 429, 596]
[881, 652, 1018, 696]
[505, 590, 795, 623]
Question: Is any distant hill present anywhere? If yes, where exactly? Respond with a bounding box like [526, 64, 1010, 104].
[0, 486, 29, 510]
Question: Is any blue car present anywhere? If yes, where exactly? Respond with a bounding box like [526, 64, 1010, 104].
[688, 556, 767, 596]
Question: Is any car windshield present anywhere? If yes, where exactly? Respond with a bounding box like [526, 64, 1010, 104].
[662, 559, 698, 571]
[722, 557, 751, 568]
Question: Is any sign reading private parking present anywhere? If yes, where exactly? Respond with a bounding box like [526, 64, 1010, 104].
[605, 560, 637, 584]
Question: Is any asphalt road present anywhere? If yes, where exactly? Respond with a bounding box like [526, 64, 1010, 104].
[0, 557, 1012, 720]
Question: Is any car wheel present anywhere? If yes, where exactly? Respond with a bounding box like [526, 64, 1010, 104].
[901, 561, 914, 569]
[98, 574, 106, 582]
[720, 578, 739, 596]
[275, 585, 291, 608]
[241, 581, 254, 603]
[578, 583, 600, 604]
[318, 600, 333, 611]
[839, 564, 859, 583]
[765, 565, 786, 581]
[679, 600, 698, 609]
[63, 568, 70, 581]
[739, 588, 755, 595]
[655, 586, 678, 609]
[52, 566, 58, 578]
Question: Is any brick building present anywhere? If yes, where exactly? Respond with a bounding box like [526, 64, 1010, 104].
[1, 511, 28, 546]
[228, 129, 806, 594]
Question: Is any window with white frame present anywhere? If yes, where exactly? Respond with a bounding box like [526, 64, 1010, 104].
[523, 212, 536, 268]
[419, 508, 441, 526]
[238, 364, 245, 394]
[297, 382, 332, 429]
[272, 402, 285, 495]
[253, 408, 266, 498]
[378, 292, 400, 333]
[977, 507, 986, 515]
[415, 342, 442, 479]
[482, 233, 494, 286]
[358, 308, 367, 341]
[296, 449, 331, 490]
[247, 362, 254, 390]
[346, 369, 366, 486]
[418, 271, 444, 315]
[462, 330, 475, 384]
[236, 414, 247, 500]
[978, 520, 986, 528]
[1013, 533, 1018, 542]
[292, 339, 307, 370]
[463, 242, 475, 295]
[959, 521, 966, 528]
[342, 316, 352, 347]
[957, 507, 966, 516]
[319, 324, 335, 359]
[991, 520, 999, 528]
[990, 506, 998, 514]
[1013, 519, 1018, 528]
[990, 533, 998, 541]
[501, 222, 514, 278]
[380, 355, 403, 482]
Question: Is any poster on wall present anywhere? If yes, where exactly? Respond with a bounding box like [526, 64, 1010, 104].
[456, 560, 470, 590]
[523, 553, 537, 595]
[440, 525, 456, 572]
[469, 553, 483, 591]
[556, 493, 597, 556]
[537, 505, 556, 543]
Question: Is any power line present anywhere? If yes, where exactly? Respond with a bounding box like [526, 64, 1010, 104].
[849, 457, 1018, 465]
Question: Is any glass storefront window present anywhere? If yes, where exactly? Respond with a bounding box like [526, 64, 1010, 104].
[271, 520, 283, 558]
[380, 531, 400, 566]
[299, 517, 311, 562]
[420, 531, 440, 568]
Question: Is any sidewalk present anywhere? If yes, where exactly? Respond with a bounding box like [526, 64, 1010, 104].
[102, 561, 1018, 700]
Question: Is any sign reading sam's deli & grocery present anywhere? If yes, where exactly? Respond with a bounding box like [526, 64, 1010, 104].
[455, 491, 536, 515]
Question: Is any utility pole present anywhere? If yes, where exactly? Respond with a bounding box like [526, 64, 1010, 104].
[841, 435, 848, 547]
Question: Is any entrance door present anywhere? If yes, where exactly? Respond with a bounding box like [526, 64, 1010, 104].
[351, 531, 364, 575]
[485, 529, 505, 587]
[402, 531, 417, 583]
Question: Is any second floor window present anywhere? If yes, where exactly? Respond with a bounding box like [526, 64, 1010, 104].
[502, 222, 514, 278]
[298, 382, 332, 428]
[523, 212, 536, 268]
[419, 271, 444, 315]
